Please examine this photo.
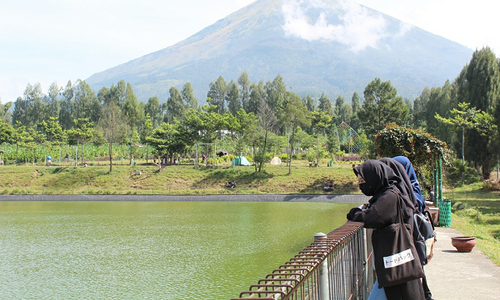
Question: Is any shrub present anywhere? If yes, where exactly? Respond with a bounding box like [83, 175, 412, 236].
[446, 159, 481, 187]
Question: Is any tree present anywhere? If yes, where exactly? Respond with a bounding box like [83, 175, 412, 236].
[247, 81, 266, 115]
[0, 101, 13, 123]
[304, 95, 315, 112]
[435, 102, 495, 166]
[267, 75, 287, 117]
[0, 121, 14, 145]
[182, 82, 198, 111]
[11, 122, 32, 165]
[67, 118, 94, 165]
[12, 83, 45, 128]
[465, 47, 500, 178]
[145, 96, 162, 128]
[182, 105, 225, 144]
[238, 71, 251, 111]
[74, 80, 101, 124]
[46, 82, 61, 119]
[59, 80, 75, 130]
[122, 83, 143, 131]
[141, 114, 154, 163]
[226, 80, 241, 116]
[317, 93, 333, 116]
[413, 87, 431, 129]
[97, 103, 127, 173]
[357, 78, 409, 138]
[256, 99, 277, 172]
[165, 86, 186, 124]
[311, 111, 332, 165]
[351, 92, 360, 114]
[39, 117, 66, 162]
[207, 76, 227, 114]
[146, 122, 189, 161]
[280, 92, 312, 175]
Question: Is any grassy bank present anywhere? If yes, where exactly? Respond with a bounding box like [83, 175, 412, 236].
[0, 159, 360, 195]
[443, 183, 500, 265]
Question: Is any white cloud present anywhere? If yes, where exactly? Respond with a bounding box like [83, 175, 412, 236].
[281, 0, 401, 51]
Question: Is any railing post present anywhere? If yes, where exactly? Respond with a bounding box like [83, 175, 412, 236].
[315, 232, 330, 300]
[362, 228, 369, 300]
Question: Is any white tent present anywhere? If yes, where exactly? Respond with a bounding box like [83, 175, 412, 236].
[270, 157, 282, 165]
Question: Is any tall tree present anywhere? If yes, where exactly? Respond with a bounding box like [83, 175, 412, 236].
[74, 80, 101, 124]
[280, 92, 312, 175]
[145, 96, 162, 128]
[59, 80, 75, 130]
[351, 92, 360, 114]
[12, 83, 45, 128]
[238, 71, 251, 111]
[311, 111, 332, 166]
[165, 87, 185, 123]
[357, 78, 409, 138]
[226, 80, 241, 116]
[122, 83, 143, 131]
[207, 76, 227, 114]
[304, 95, 315, 112]
[47, 82, 61, 119]
[317, 93, 333, 116]
[0, 101, 13, 123]
[97, 103, 127, 173]
[267, 75, 287, 118]
[413, 87, 431, 129]
[182, 82, 198, 111]
[256, 99, 277, 172]
[141, 114, 153, 163]
[465, 47, 500, 177]
[435, 102, 495, 166]
[247, 81, 266, 115]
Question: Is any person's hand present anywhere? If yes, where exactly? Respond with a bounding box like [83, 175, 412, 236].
[358, 203, 367, 210]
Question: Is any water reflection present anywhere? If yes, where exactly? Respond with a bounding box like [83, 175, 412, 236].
[0, 201, 354, 299]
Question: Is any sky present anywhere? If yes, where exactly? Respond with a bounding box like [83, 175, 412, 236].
[0, 0, 497, 104]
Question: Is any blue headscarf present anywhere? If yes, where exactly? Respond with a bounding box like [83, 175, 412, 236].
[393, 156, 425, 212]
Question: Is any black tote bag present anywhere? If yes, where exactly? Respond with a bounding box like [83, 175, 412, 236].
[372, 193, 425, 288]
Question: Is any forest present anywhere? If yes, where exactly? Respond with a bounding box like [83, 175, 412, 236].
[0, 47, 499, 179]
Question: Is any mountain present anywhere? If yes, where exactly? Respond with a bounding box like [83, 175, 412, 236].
[86, 0, 473, 103]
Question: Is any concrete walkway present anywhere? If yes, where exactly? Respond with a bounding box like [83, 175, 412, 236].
[424, 227, 500, 300]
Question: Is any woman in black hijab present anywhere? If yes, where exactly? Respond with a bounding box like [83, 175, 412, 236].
[347, 160, 425, 300]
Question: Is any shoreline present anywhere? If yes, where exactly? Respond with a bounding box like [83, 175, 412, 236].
[0, 194, 369, 202]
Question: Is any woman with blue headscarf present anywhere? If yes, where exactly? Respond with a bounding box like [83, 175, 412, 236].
[393, 156, 425, 213]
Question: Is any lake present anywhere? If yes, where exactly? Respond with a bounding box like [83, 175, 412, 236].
[0, 201, 357, 299]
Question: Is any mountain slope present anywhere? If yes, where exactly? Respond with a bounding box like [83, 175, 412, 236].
[86, 0, 472, 103]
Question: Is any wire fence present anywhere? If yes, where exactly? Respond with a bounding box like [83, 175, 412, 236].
[232, 221, 374, 300]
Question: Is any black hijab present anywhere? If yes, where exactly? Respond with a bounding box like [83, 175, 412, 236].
[380, 157, 419, 212]
[353, 160, 397, 197]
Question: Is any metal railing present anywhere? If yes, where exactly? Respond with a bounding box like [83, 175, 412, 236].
[232, 221, 374, 300]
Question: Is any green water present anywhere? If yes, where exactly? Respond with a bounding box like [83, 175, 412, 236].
[0, 201, 354, 299]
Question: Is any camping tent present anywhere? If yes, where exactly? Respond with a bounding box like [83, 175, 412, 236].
[270, 157, 282, 165]
[232, 156, 251, 166]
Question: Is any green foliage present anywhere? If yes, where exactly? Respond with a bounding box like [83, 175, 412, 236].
[445, 159, 481, 187]
[357, 78, 409, 138]
[375, 123, 453, 169]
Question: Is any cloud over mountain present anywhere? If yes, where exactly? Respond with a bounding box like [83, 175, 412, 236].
[282, 0, 389, 51]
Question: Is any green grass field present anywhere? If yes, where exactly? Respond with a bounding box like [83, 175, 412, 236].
[0, 159, 360, 195]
